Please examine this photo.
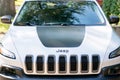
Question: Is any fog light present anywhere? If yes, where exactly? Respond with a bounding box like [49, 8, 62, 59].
[1, 67, 16, 76]
[102, 64, 120, 76]
[0, 66, 23, 79]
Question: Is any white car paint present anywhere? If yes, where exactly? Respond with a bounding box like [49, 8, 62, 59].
[0, 0, 120, 79]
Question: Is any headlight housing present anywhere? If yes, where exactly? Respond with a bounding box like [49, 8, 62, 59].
[109, 46, 120, 59]
[0, 44, 16, 59]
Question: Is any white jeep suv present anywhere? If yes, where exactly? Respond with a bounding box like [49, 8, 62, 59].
[0, 0, 120, 79]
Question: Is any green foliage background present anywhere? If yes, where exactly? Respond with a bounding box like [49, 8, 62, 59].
[102, 0, 120, 18]
[0, 0, 23, 33]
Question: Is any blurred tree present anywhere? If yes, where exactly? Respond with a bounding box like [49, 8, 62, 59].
[0, 0, 16, 16]
[103, 0, 120, 19]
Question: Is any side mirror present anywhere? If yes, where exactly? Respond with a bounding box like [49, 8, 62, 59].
[109, 16, 119, 25]
[1, 15, 12, 24]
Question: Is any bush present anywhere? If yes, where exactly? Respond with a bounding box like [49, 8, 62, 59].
[102, 0, 120, 18]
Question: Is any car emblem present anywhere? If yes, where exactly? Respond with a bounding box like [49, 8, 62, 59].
[56, 49, 69, 53]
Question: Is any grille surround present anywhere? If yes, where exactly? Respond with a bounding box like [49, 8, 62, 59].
[70, 55, 78, 73]
[47, 55, 56, 73]
[59, 55, 67, 73]
[25, 55, 33, 73]
[81, 55, 89, 73]
[25, 54, 100, 75]
[36, 56, 44, 73]
[92, 55, 100, 72]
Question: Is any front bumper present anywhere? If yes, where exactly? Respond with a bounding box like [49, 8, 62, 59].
[102, 64, 120, 76]
[0, 65, 23, 79]
[0, 64, 120, 80]
[18, 75, 120, 80]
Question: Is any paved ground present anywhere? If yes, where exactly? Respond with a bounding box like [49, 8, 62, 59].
[113, 27, 120, 36]
[0, 77, 11, 80]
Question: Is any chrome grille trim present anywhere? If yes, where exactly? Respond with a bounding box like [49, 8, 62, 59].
[92, 55, 100, 72]
[47, 55, 56, 73]
[70, 55, 78, 73]
[81, 55, 89, 73]
[25, 55, 33, 73]
[59, 55, 67, 73]
[25, 54, 100, 74]
[36, 56, 44, 73]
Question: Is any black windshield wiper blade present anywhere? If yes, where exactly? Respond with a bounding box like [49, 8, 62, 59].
[43, 22, 72, 26]
[14, 22, 36, 26]
[42, 22, 86, 26]
[71, 24, 85, 26]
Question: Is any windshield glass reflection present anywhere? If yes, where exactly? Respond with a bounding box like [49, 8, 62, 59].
[14, 0, 105, 26]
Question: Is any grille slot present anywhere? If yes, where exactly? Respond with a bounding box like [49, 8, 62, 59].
[48, 56, 55, 72]
[70, 55, 77, 73]
[36, 56, 44, 72]
[25, 55, 33, 72]
[81, 55, 88, 73]
[59, 55, 66, 73]
[92, 55, 100, 72]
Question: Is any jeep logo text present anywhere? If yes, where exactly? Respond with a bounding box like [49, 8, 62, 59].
[56, 49, 69, 53]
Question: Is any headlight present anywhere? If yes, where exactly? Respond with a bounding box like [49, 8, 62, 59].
[109, 46, 120, 59]
[0, 44, 16, 59]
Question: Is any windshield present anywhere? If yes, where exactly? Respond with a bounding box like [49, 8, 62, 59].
[14, 0, 105, 26]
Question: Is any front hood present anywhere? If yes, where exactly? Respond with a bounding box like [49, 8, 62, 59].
[9, 26, 112, 54]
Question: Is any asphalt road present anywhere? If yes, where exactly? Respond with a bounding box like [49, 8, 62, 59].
[113, 27, 120, 36]
[0, 77, 11, 80]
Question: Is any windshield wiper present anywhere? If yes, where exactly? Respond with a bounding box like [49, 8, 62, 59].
[14, 22, 36, 26]
[43, 22, 71, 26]
[42, 22, 86, 26]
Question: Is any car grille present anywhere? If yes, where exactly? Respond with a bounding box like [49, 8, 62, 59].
[81, 55, 89, 73]
[48, 56, 55, 72]
[25, 55, 33, 73]
[36, 56, 44, 73]
[25, 55, 100, 74]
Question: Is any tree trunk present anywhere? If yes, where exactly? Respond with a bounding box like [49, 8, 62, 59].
[0, 0, 16, 16]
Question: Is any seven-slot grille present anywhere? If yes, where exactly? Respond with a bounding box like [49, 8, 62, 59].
[25, 55, 33, 72]
[25, 55, 100, 74]
[36, 56, 44, 72]
[48, 56, 55, 72]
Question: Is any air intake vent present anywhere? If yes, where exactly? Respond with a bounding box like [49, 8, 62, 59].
[36, 56, 44, 72]
[59, 55, 66, 73]
[92, 55, 100, 72]
[70, 55, 77, 73]
[25, 55, 33, 72]
[81, 55, 88, 73]
[48, 56, 55, 72]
